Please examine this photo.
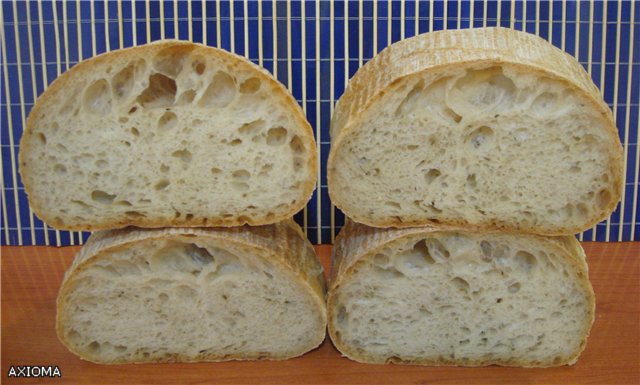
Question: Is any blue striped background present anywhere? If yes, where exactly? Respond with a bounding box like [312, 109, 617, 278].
[1, 1, 639, 245]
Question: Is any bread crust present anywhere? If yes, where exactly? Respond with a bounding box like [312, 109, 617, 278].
[327, 220, 595, 367]
[20, 40, 317, 230]
[56, 219, 327, 364]
[328, 27, 623, 235]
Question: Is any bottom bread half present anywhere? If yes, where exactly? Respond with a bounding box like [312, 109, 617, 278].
[328, 222, 594, 367]
[57, 221, 326, 364]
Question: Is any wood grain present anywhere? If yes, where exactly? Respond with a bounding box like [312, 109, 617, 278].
[2, 243, 639, 385]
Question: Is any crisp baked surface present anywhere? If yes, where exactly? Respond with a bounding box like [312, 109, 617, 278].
[56, 220, 327, 364]
[328, 221, 595, 367]
[20, 41, 317, 230]
[328, 27, 623, 235]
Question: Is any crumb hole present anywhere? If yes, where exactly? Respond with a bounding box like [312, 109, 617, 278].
[91, 190, 116, 205]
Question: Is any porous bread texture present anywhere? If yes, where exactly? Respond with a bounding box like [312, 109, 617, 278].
[328, 221, 595, 367]
[328, 27, 623, 235]
[20, 41, 317, 230]
[56, 221, 326, 364]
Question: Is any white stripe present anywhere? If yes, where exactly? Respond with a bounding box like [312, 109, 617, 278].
[373, 0, 378, 52]
[329, 0, 335, 241]
[401, 0, 405, 38]
[470, 0, 475, 28]
[188, 0, 193, 41]
[300, 0, 308, 234]
[202, 0, 207, 45]
[244, 0, 249, 57]
[612, 1, 625, 241]
[104, 0, 110, 51]
[510, 0, 515, 29]
[272, 0, 277, 77]
[118, 0, 124, 48]
[415, 0, 419, 34]
[630, 2, 639, 241]
[561, 0, 566, 50]
[483, 0, 488, 28]
[443, 0, 448, 30]
[258, 0, 263, 66]
[146, 0, 151, 43]
[132, 0, 138, 46]
[216, 0, 221, 47]
[496, 0, 501, 27]
[52, 0, 66, 246]
[535, 0, 539, 34]
[62, 0, 75, 245]
[230, 0, 235, 53]
[160, 0, 165, 39]
[576, 0, 583, 241]
[173, 0, 178, 38]
[315, 0, 321, 242]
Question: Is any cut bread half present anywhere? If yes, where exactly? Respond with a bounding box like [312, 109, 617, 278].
[56, 220, 326, 364]
[328, 27, 623, 235]
[20, 41, 317, 230]
[328, 221, 594, 367]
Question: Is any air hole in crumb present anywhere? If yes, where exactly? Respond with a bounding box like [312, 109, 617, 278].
[508, 282, 521, 293]
[136, 73, 177, 108]
[425, 168, 441, 184]
[185, 213, 194, 220]
[111, 63, 137, 100]
[238, 119, 265, 136]
[158, 111, 178, 131]
[154, 179, 170, 190]
[232, 182, 249, 191]
[83, 79, 112, 115]
[230, 138, 242, 146]
[160, 164, 170, 173]
[192, 60, 206, 75]
[128, 106, 138, 114]
[198, 71, 236, 108]
[289, 135, 304, 154]
[452, 277, 470, 292]
[176, 90, 196, 105]
[232, 169, 250, 180]
[466, 126, 494, 149]
[385, 201, 401, 210]
[239, 77, 261, 93]
[596, 189, 611, 210]
[266, 126, 288, 146]
[467, 174, 477, 188]
[115, 200, 132, 207]
[211, 167, 222, 174]
[126, 211, 146, 218]
[171, 149, 192, 163]
[88, 341, 100, 352]
[91, 190, 116, 205]
[515, 251, 537, 272]
[53, 163, 67, 174]
[407, 144, 419, 150]
[131, 127, 140, 136]
[35, 132, 47, 144]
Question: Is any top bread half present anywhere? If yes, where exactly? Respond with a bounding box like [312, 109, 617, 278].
[328, 27, 623, 235]
[20, 41, 317, 231]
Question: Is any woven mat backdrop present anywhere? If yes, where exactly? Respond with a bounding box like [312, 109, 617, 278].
[1, 0, 639, 246]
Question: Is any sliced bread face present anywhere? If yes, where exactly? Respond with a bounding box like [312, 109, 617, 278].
[328, 222, 594, 367]
[328, 28, 623, 235]
[57, 221, 326, 364]
[20, 41, 317, 230]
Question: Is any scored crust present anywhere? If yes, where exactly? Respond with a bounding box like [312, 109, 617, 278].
[327, 220, 595, 367]
[56, 219, 327, 363]
[328, 27, 623, 234]
[20, 40, 318, 230]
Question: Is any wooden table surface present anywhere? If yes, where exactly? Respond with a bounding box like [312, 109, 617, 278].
[2, 243, 639, 385]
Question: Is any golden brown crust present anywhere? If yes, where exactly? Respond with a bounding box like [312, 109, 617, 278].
[20, 40, 317, 230]
[327, 221, 595, 367]
[56, 220, 326, 363]
[328, 27, 623, 235]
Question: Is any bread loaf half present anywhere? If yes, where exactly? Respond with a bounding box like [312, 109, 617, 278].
[328, 221, 594, 367]
[328, 27, 622, 235]
[57, 220, 326, 364]
[20, 41, 317, 230]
